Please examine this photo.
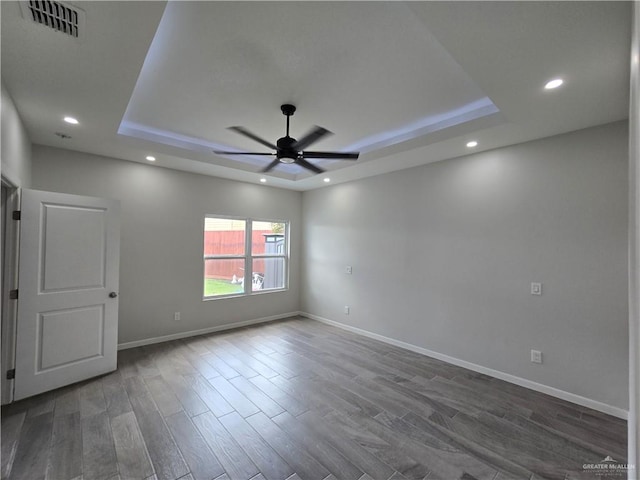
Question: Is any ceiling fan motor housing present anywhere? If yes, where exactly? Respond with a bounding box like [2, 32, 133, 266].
[276, 135, 299, 163]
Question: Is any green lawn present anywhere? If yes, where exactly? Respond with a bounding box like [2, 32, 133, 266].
[204, 278, 244, 297]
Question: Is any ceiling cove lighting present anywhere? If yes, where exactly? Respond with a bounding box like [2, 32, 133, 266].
[146, 156, 156, 161]
[466, 140, 478, 148]
[63, 116, 79, 124]
[259, 178, 267, 183]
[544, 78, 564, 90]
[323, 178, 331, 183]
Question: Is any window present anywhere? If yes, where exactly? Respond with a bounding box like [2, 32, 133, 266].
[203, 216, 288, 298]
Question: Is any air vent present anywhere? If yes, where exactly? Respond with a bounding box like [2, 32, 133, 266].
[19, 1, 85, 39]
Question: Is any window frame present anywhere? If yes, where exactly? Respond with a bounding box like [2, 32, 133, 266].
[203, 214, 289, 300]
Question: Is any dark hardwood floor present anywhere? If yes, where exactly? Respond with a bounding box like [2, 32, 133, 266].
[1, 317, 627, 480]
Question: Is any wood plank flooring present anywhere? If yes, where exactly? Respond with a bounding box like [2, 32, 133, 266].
[1, 317, 627, 480]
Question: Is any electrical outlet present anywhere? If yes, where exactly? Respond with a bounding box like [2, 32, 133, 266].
[345, 266, 353, 274]
[174, 312, 181, 322]
[531, 349, 542, 364]
[531, 282, 542, 295]
[344, 306, 350, 315]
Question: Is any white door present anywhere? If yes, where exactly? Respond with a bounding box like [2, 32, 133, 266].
[14, 189, 120, 400]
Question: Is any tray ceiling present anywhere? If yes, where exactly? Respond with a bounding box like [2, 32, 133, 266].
[1, 1, 631, 190]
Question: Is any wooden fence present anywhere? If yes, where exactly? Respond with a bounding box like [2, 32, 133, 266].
[204, 230, 270, 280]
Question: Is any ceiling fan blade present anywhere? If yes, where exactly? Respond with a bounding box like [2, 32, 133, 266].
[292, 126, 332, 151]
[213, 151, 274, 155]
[303, 151, 360, 160]
[261, 159, 282, 173]
[295, 157, 325, 174]
[229, 126, 278, 150]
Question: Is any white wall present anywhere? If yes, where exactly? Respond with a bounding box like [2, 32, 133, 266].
[31, 146, 302, 344]
[628, 0, 639, 473]
[302, 121, 629, 411]
[1, 80, 31, 187]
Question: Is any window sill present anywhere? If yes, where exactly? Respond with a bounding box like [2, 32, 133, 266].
[202, 288, 288, 301]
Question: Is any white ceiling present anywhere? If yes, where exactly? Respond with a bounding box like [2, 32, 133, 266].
[1, 1, 631, 191]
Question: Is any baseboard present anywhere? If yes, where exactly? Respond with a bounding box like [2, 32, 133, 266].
[300, 312, 629, 420]
[117, 311, 301, 351]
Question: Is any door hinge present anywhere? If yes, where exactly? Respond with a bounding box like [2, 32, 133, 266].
[9, 289, 18, 300]
[6, 369, 15, 380]
[12, 210, 21, 221]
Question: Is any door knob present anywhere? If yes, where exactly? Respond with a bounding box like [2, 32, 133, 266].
[109, 292, 118, 298]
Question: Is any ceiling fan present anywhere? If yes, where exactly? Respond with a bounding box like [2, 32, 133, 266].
[213, 104, 360, 174]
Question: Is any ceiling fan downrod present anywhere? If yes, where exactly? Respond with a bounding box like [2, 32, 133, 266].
[281, 104, 296, 138]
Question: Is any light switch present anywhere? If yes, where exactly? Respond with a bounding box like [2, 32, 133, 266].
[531, 282, 542, 295]
[531, 350, 543, 364]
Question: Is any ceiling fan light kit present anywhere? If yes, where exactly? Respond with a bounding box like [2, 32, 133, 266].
[214, 104, 360, 174]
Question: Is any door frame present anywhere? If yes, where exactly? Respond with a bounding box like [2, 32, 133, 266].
[1, 177, 20, 405]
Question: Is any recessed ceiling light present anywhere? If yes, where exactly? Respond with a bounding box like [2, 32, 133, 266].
[63, 116, 79, 125]
[466, 141, 478, 148]
[323, 178, 331, 183]
[544, 78, 564, 90]
[146, 156, 156, 162]
[260, 178, 267, 183]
